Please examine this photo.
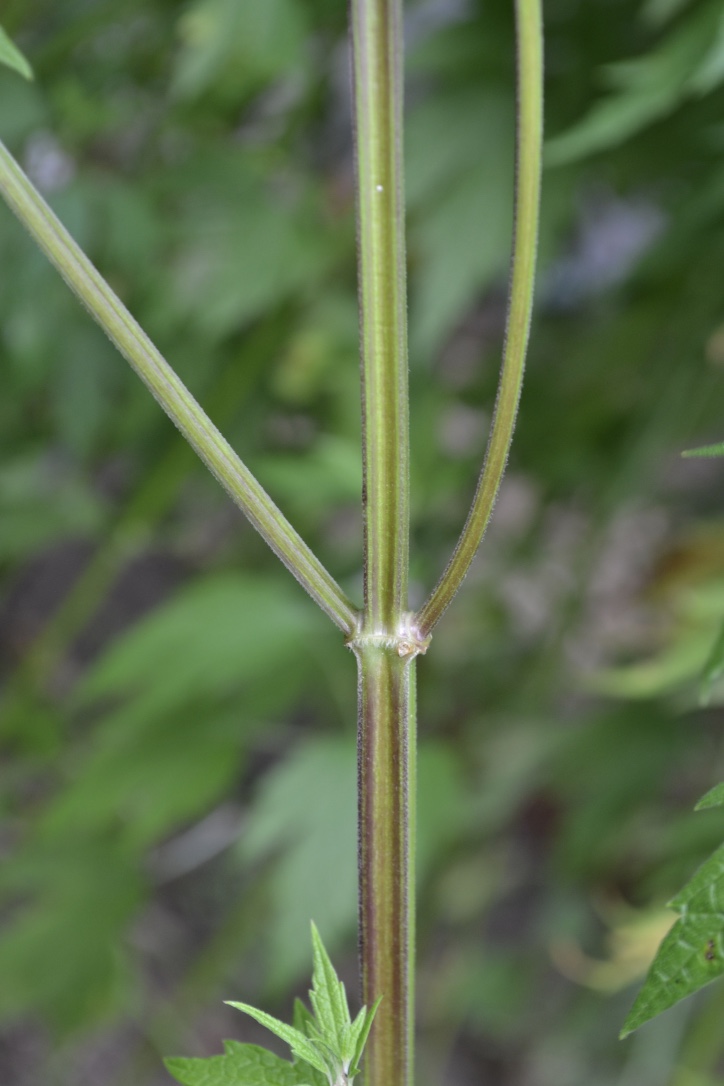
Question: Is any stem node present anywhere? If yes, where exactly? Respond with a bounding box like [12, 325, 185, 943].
[346, 615, 431, 661]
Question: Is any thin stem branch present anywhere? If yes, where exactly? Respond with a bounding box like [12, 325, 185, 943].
[0, 139, 358, 637]
[351, 0, 409, 632]
[416, 0, 544, 638]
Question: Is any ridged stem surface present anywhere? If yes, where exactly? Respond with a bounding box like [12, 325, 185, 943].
[350, 1, 413, 1083]
[355, 643, 416, 1086]
[351, 0, 409, 630]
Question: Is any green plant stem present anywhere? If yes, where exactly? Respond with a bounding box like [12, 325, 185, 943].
[354, 642, 416, 1086]
[0, 139, 357, 637]
[349, 1, 414, 1083]
[416, 0, 544, 638]
[351, 0, 409, 630]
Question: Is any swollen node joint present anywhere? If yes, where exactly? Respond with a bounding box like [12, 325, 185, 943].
[345, 613, 432, 660]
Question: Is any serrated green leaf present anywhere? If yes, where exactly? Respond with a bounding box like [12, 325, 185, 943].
[165, 1040, 306, 1086]
[668, 842, 724, 909]
[682, 441, 724, 458]
[345, 1007, 368, 1059]
[0, 26, 33, 80]
[696, 782, 724, 810]
[293, 998, 318, 1039]
[309, 922, 350, 1056]
[226, 1003, 329, 1078]
[348, 998, 381, 1077]
[217, 930, 375, 1085]
[291, 1001, 328, 1086]
[620, 915, 724, 1036]
[621, 841, 724, 1036]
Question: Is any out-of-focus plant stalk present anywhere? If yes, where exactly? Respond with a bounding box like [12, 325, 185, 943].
[417, 0, 544, 637]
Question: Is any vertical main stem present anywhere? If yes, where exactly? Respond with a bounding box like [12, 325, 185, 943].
[350, 0, 413, 1083]
[357, 645, 416, 1086]
[351, 0, 409, 629]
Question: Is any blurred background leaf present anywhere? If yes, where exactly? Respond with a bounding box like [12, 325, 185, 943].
[0, 24, 33, 81]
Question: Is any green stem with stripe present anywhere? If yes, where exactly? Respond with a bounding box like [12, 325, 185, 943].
[349, 0, 417, 1083]
[416, 0, 544, 638]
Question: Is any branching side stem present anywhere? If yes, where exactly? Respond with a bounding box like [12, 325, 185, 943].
[0, 139, 358, 637]
[416, 0, 544, 638]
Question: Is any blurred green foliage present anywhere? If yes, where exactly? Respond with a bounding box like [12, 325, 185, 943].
[2, 1, 724, 1084]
